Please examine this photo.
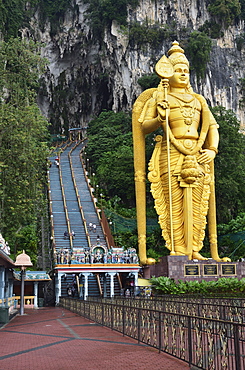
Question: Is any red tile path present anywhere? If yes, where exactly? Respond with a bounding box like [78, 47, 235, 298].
[0, 307, 190, 369]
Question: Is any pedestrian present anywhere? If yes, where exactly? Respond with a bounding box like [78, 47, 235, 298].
[93, 224, 96, 233]
[64, 231, 68, 239]
[71, 230, 75, 239]
[89, 222, 93, 231]
[55, 156, 59, 167]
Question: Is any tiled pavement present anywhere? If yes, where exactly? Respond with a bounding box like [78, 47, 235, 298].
[0, 307, 190, 370]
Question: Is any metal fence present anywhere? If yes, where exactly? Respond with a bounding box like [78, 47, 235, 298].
[87, 296, 245, 323]
[59, 297, 245, 370]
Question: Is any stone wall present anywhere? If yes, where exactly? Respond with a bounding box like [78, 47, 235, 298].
[145, 256, 245, 282]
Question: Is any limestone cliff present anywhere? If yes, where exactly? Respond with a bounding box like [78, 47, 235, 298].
[23, 0, 245, 131]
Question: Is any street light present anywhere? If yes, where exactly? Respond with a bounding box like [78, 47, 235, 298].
[15, 250, 33, 315]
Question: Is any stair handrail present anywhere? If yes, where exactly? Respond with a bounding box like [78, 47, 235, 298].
[96, 273, 103, 297]
[59, 152, 74, 249]
[79, 149, 113, 250]
[47, 166, 56, 260]
[68, 141, 92, 249]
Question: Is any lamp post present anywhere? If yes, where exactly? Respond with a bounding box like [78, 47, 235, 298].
[15, 250, 33, 315]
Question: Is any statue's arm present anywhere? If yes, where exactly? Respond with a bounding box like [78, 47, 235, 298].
[139, 93, 163, 135]
[197, 96, 219, 164]
[205, 124, 219, 153]
[199, 125, 219, 164]
[141, 117, 160, 135]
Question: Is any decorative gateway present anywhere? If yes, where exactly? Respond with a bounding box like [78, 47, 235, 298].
[55, 246, 138, 265]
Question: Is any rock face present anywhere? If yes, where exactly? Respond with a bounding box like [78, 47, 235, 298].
[25, 0, 245, 131]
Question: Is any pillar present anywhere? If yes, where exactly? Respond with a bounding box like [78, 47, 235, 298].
[108, 272, 116, 298]
[82, 273, 90, 300]
[9, 278, 13, 303]
[131, 272, 138, 296]
[78, 274, 83, 299]
[0, 267, 5, 306]
[55, 272, 62, 305]
[34, 282, 38, 308]
[103, 274, 107, 298]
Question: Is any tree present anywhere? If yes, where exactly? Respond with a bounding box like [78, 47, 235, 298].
[0, 38, 49, 259]
[213, 106, 245, 224]
[185, 31, 212, 80]
[86, 111, 135, 205]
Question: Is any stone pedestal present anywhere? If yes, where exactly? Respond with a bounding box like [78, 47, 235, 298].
[146, 255, 245, 281]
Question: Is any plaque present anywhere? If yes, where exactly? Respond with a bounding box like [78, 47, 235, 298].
[221, 264, 236, 276]
[203, 264, 218, 276]
[184, 265, 200, 276]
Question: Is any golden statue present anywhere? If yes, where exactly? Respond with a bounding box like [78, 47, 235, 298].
[132, 41, 230, 264]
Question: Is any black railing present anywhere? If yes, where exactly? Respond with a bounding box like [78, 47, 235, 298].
[60, 297, 245, 370]
[87, 296, 245, 323]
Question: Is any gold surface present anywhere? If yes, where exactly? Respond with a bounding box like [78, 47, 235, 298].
[132, 41, 230, 264]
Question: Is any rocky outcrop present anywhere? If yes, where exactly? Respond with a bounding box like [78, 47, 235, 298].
[24, 0, 245, 131]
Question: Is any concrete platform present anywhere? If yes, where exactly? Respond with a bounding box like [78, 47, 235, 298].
[0, 307, 190, 369]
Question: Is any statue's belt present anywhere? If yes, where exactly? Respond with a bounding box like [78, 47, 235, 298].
[162, 137, 199, 151]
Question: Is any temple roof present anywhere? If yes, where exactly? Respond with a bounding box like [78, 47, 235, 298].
[14, 270, 51, 281]
[0, 250, 15, 268]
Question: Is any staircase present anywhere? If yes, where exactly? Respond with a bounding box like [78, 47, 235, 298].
[48, 140, 137, 301]
[60, 142, 89, 249]
[70, 144, 106, 248]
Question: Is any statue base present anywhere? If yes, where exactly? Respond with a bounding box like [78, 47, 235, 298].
[144, 255, 245, 281]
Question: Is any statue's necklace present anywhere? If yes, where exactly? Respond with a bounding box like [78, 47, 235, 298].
[169, 93, 196, 126]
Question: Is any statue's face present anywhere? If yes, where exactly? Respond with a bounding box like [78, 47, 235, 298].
[169, 63, 189, 88]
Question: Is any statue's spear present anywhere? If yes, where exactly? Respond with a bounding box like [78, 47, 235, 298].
[155, 56, 176, 255]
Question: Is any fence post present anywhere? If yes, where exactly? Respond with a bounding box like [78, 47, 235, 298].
[122, 303, 125, 336]
[188, 316, 193, 367]
[158, 311, 162, 353]
[137, 308, 141, 343]
[102, 302, 104, 326]
[111, 303, 114, 330]
[234, 323, 241, 370]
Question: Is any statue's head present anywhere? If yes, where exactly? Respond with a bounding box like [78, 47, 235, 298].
[167, 41, 193, 92]
[168, 41, 189, 68]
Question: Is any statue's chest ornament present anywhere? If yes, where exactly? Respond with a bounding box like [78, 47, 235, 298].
[169, 93, 197, 126]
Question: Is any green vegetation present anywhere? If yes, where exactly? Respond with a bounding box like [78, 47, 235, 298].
[0, 38, 50, 264]
[185, 31, 212, 80]
[150, 276, 245, 296]
[85, 0, 139, 39]
[0, 0, 75, 39]
[198, 20, 223, 39]
[138, 74, 160, 90]
[239, 77, 245, 107]
[207, 0, 241, 28]
[128, 21, 176, 51]
[36, 0, 75, 35]
[0, 0, 28, 39]
[212, 106, 245, 224]
[86, 111, 134, 204]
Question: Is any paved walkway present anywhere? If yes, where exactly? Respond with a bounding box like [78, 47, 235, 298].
[0, 307, 190, 370]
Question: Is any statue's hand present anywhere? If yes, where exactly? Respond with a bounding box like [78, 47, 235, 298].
[198, 149, 216, 164]
[157, 102, 169, 122]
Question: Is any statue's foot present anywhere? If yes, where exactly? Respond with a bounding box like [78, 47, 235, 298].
[146, 257, 156, 265]
[192, 252, 208, 260]
[174, 251, 186, 256]
[220, 257, 231, 262]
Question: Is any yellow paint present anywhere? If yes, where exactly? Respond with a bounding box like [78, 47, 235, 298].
[132, 41, 230, 264]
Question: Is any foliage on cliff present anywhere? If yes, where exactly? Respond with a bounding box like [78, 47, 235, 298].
[185, 31, 212, 80]
[85, 0, 139, 39]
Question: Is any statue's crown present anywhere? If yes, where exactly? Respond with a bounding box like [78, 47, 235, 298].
[168, 41, 189, 67]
